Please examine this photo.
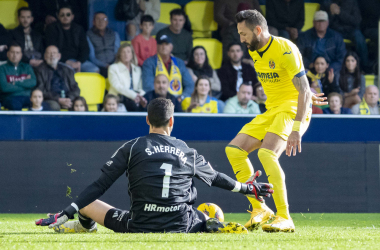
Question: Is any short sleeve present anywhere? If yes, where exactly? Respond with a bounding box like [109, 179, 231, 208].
[193, 150, 217, 186]
[281, 42, 305, 79]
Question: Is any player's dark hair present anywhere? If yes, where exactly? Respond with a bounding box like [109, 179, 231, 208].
[235, 9, 268, 31]
[170, 8, 186, 19]
[228, 43, 243, 51]
[18, 7, 32, 17]
[339, 51, 361, 93]
[191, 76, 212, 105]
[70, 96, 89, 111]
[141, 15, 155, 25]
[147, 98, 174, 128]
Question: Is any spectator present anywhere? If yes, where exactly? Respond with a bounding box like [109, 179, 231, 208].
[187, 46, 221, 98]
[224, 82, 261, 114]
[322, 92, 352, 114]
[70, 96, 88, 111]
[10, 7, 44, 68]
[156, 9, 192, 63]
[142, 34, 194, 100]
[266, 0, 304, 41]
[87, 12, 121, 77]
[339, 51, 366, 109]
[306, 56, 340, 97]
[253, 82, 267, 113]
[0, 24, 11, 62]
[108, 43, 146, 112]
[131, 15, 157, 67]
[45, 6, 98, 73]
[102, 94, 127, 112]
[214, 0, 262, 39]
[28, 88, 50, 111]
[141, 74, 182, 112]
[297, 10, 346, 73]
[321, 0, 369, 71]
[182, 76, 220, 113]
[351, 85, 380, 115]
[35, 45, 80, 111]
[126, 0, 163, 41]
[0, 43, 36, 110]
[218, 43, 258, 101]
[358, 0, 380, 44]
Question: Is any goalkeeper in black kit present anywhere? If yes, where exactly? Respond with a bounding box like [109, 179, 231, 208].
[35, 98, 273, 234]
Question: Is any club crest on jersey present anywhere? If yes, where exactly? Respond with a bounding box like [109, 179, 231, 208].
[269, 60, 275, 69]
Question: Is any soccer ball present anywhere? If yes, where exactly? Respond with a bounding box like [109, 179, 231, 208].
[197, 203, 224, 222]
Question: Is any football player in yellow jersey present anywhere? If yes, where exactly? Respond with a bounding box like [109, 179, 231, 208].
[225, 10, 327, 232]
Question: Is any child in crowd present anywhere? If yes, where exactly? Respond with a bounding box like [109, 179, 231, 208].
[306, 56, 341, 97]
[131, 15, 157, 67]
[70, 96, 88, 111]
[339, 51, 366, 109]
[29, 88, 50, 111]
[102, 94, 127, 112]
[323, 92, 352, 114]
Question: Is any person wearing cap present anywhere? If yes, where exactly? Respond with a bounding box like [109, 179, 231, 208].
[142, 34, 194, 101]
[297, 10, 346, 73]
[155, 9, 192, 63]
[321, 0, 369, 72]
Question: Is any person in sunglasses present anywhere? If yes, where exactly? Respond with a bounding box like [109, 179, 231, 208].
[45, 5, 99, 73]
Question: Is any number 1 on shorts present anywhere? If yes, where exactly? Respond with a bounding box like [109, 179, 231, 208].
[160, 163, 172, 198]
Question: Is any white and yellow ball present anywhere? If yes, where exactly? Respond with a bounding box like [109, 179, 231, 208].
[197, 203, 224, 222]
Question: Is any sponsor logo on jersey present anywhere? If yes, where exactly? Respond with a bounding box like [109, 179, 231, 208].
[145, 146, 187, 164]
[269, 60, 275, 69]
[257, 72, 280, 79]
[144, 203, 181, 212]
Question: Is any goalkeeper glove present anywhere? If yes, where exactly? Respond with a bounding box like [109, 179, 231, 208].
[243, 170, 274, 202]
[35, 204, 77, 228]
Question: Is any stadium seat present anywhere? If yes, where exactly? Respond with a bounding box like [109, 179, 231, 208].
[74, 73, 106, 112]
[364, 75, 377, 87]
[0, 0, 28, 29]
[157, 2, 181, 25]
[260, 5, 266, 17]
[193, 38, 222, 69]
[184, 1, 218, 38]
[302, 3, 320, 32]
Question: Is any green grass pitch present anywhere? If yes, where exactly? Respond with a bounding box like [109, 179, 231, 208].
[1, 213, 379, 249]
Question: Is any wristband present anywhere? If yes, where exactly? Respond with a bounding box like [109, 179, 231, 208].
[292, 121, 302, 132]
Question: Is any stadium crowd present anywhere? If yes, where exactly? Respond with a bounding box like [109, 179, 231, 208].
[0, 0, 379, 115]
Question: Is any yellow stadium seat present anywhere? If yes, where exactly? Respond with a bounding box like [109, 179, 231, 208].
[193, 38, 222, 69]
[185, 1, 218, 38]
[302, 3, 320, 32]
[364, 75, 377, 87]
[260, 5, 266, 17]
[105, 78, 110, 91]
[74, 73, 106, 112]
[0, 0, 28, 29]
[157, 2, 181, 25]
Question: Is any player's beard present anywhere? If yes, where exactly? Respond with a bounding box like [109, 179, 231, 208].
[246, 35, 260, 52]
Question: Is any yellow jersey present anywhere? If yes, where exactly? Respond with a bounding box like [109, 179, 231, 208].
[249, 36, 304, 110]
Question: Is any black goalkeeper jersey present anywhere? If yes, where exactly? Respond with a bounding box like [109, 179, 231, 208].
[100, 133, 218, 233]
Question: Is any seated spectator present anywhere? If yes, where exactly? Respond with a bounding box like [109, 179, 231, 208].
[87, 12, 121, 77]
[141, 74, 182, 112]
[35, 45, 80, 111]
[126, 0, 163, 41]
[131, 15, 157, 67]
[45, 6, 98, 73]
[323, 92, 352, 114]
[214, 0, 262, 39]
[351, 86, 380, 115]
[10, 7, 44, 68]
[306, 56, 340, 97]
[108, 43, 146, 112]
[297, 11, 346, 73]
[102, 94, 127, 112]
[253, 82, 267, 113]
[266, 0, 304, 41]
[322, 0, 369, 71]
[224, 82, 260, 114]
[181, 76, 220, 113]
[339, 51, 365, 109]
[0, 24, 11, 63]
[70, 96, 88, 111]
[29, 88, 50, 111]
[0, 43, 36, 110]
[156, 9, 192, 63]
[142, 35, 194, 100]
[187, 46, 221, 98]
[218, 43, 258, 101]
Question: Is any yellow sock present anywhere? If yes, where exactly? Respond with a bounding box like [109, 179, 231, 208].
[257, 148, 290, 220]
[225, 145, 263, 209]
